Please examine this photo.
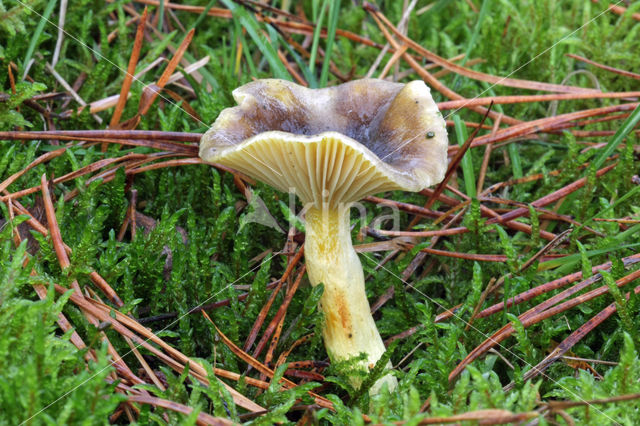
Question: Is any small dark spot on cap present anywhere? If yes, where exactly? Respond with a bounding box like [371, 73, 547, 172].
[415, 100, 419, 104]
[348, 333, 353, 338]
[426, 131, 435, 138]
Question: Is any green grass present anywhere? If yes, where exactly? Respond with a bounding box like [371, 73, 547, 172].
[1, 0, 640, 424]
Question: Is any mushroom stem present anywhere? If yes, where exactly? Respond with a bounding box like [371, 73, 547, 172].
[304, 206, 397, 393]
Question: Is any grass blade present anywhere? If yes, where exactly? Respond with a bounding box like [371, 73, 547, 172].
[592, 103, 640, 170]
[157, 0, 164, 30]
[319, 0, 340, 87]
[451, 0, 491, 88]
[308, 0, 328, 75]
[454, 115, 477, 197]
[221, 0, 291, 80]
[281, 37, 317, 88]
[23, 0, 57, 77]
[539, 242, 640, 272]
[188, 0, 218, 31]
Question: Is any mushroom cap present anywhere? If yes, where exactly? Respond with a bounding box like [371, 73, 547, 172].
[200, 79, 448, 208]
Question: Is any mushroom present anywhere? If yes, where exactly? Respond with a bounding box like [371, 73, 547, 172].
[200, 78, 448, 393]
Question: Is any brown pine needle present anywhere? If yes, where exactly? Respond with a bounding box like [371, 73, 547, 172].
[490, 162, 617, 224]
[422, 102, 494, 216]
[6, 200, 95, 358]
[244, 279, 285, 352]
[452, 103, 638, 153]
[0, 147, 66, 193]
[511, 289, 638, 389]
[364, 2, 597, 94]
[0, 129, 201, 142]
[276, 334, 315, 368]
[138, 28, 195, 116]
[391, 409, 537, 425]
[450, 264, 640, 382]
[40, 174, 83, 297]
[128, 395, 233, 425]
[437, 90, 640, 110]
[202, 311, 333, 410]
[594, 217, 640, 224]
[252, 266, 306, 360]
[131, 0, 382, 49]
[110, 7, 148, 128]
[605, 3, 640, 21]
[367, 7, 515, 125]
[547, 393, 640, 410]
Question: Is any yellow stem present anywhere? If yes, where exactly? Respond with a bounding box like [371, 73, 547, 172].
[304, 206, 397, 393]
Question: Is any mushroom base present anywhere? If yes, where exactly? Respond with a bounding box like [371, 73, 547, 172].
[304, 206, 397, 394]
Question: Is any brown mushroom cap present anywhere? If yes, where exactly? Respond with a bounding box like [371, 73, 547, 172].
[200, 78, 448, 207]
